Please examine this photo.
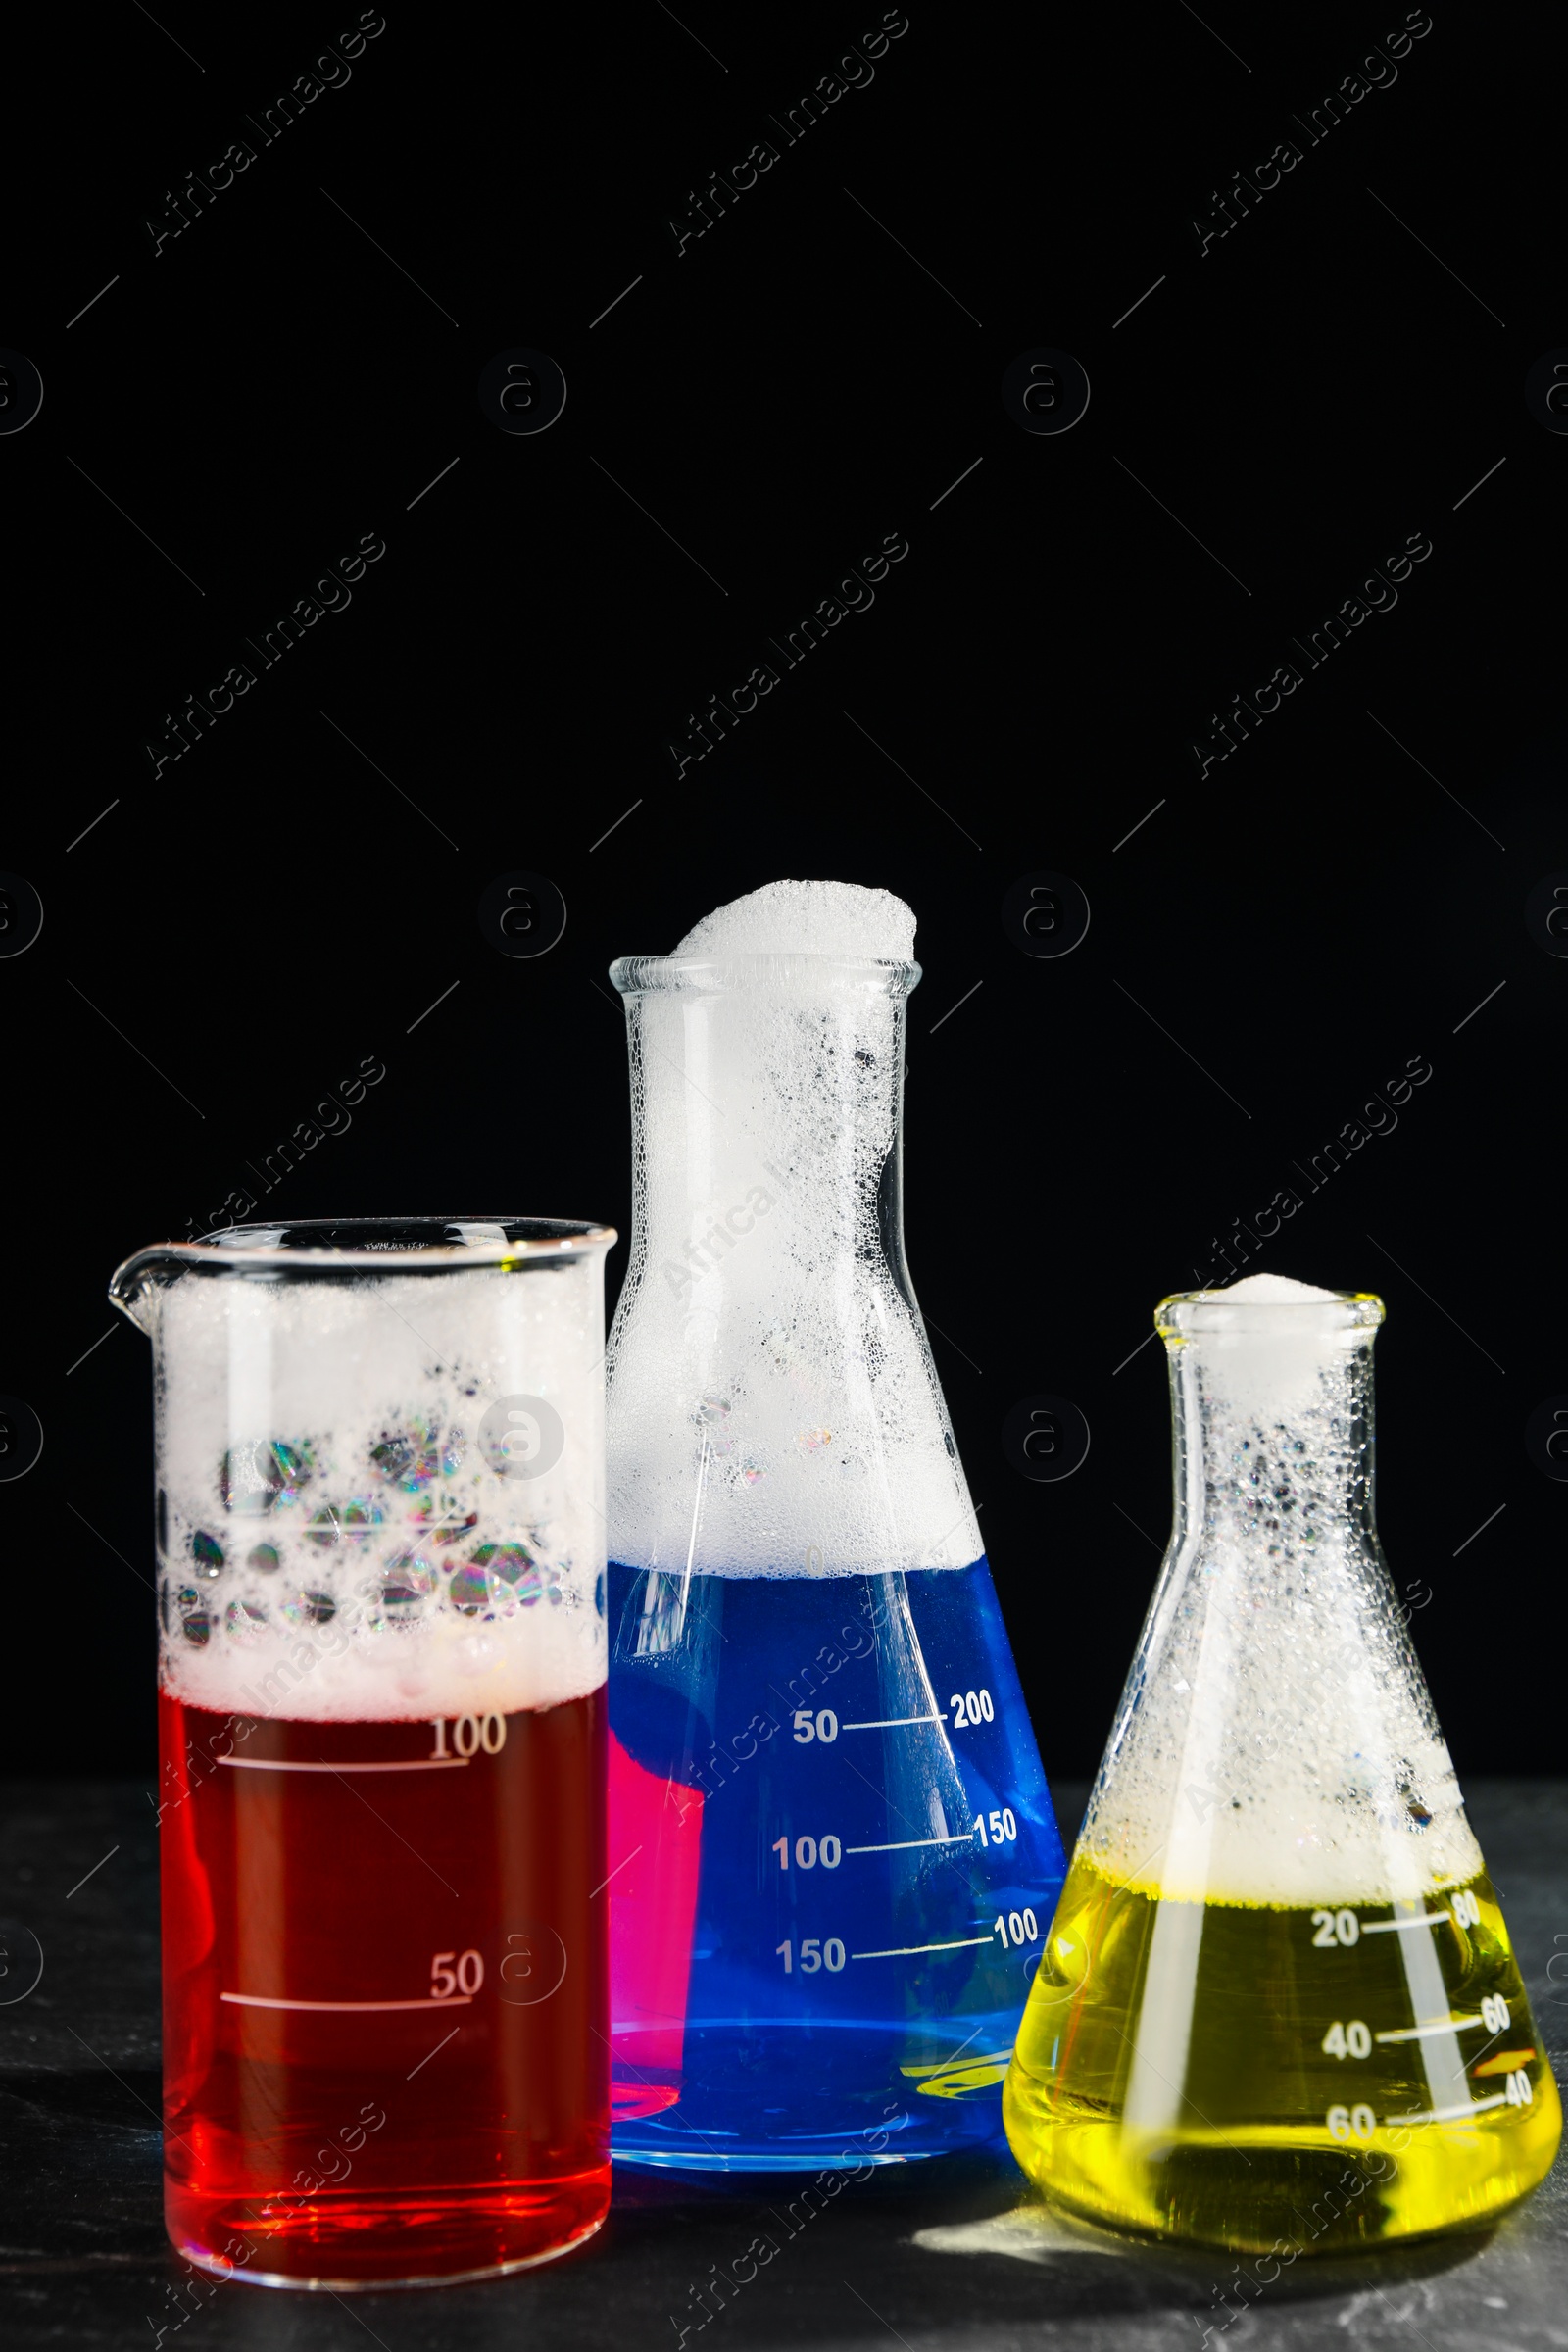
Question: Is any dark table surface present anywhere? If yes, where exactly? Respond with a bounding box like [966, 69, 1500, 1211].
[3, 1778, 1564, 2352]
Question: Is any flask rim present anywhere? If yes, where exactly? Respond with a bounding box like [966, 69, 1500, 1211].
[609, 952, 921, 996]
[110, 1217, 616, 1322]
[1156, 1286, 1385, 1341]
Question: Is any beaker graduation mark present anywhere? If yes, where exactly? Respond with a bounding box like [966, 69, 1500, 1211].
[220, 1756, 471, 1773]
[220, 1992, 475, 2013]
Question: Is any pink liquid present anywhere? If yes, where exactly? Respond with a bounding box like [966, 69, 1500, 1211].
[608, 1731, 704, 2115]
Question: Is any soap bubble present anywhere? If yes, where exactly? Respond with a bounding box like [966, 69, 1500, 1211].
[370, 1548, 437, 1625]
[220, 1439, 312, 1515]
[368, 1415, 464, 1492]
[448, 1562, 493, 1617]
[304, 1499, 384, 1549]
[470, 1541, 561, 1608]
[279, 1590, 336, 1628]
[190, 1530, 224, 1581]
[415, 1503, 479, 1548]
[172, 1587, 211, 1645]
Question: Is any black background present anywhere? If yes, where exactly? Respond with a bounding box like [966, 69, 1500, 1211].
[2, 0, 1562, 1787]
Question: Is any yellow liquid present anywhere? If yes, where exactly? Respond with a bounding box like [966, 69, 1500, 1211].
[1004, 1854, 1560, 2252]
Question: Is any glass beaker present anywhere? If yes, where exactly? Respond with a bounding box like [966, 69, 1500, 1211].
[1004, 1277, 1561, 2251]
[109, 1218, 615, 2289]
[604, 947, 1066, 2170]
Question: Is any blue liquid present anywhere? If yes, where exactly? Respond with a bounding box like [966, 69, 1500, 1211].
[608, 1557, 1065, 2171]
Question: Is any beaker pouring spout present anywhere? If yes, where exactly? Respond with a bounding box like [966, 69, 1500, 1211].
[109, 1243, 204, 1337]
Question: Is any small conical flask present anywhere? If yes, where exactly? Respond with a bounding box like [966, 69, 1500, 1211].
[604, 885, 1066, 2170]
[1005, 1274, 1560, 2250]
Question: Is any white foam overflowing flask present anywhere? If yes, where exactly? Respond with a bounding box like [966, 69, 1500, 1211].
[604, 880, 1066, 2171]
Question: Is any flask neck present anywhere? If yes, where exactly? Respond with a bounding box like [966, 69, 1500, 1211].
[1168, 1328, 1379, 1565]
[617, 967, 912, 1298]
[1079, 1287, 1484, 1911]
[606, 960, 980, 1575]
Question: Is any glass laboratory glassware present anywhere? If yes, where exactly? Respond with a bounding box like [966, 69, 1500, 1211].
[110, 1218, 614, 2290]
[604, 948, 1067, 2170]
[1004, 1280, 1561, 2251]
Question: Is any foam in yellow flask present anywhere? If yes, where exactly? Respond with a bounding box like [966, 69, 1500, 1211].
[1004, 1275, 1559, 2252]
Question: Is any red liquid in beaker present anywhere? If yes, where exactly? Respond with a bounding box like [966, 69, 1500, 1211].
[158, 1688, 609, 2287]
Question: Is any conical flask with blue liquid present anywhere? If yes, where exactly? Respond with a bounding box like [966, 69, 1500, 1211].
[604, 882, 1066, 2170]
